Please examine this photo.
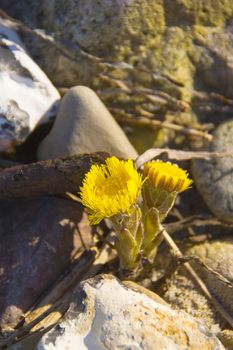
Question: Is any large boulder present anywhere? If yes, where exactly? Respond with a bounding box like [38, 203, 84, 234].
[3, 0, 233, 130]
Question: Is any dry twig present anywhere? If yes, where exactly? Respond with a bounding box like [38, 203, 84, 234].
[135, 148, 229, 169]
[164, 215, 233, 234]
[0, 245, 112, 348]
[177, 255, 233, 290]
[111, 108, 213, 142]
[0, 300, 66, 349]
[99, 74, 188, 112]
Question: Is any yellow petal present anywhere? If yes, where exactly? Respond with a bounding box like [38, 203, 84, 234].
[143, 160, 192, 193]
[80, 157, 142, 224]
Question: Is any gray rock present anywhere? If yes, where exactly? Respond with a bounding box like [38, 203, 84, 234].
[0, 196, 93, 332]
[0, 19, 60, 152]
[37, 274, 225, 350]
[192, 120, 233, 222]
[37, 86, 138, 160]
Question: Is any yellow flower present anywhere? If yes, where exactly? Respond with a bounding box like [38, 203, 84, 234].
[80, 156, 142, 224]
[143, 160, 192, 193]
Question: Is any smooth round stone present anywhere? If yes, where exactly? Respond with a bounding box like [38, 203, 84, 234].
[192, 120, 233, 222]
[37, 86, 138, 160]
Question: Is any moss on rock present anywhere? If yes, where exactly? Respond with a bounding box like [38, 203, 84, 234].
[4, 0, 233, 149]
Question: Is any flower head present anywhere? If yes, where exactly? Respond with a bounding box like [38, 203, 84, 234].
[80, 156, 142, 224]
[143, 160, 192, 193]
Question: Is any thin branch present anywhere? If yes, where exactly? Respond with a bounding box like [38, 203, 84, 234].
[164, 215, 233, 234]
[161, 228, 233, 329]
[0, 299, 66, 349]
[135, 148, 229, 169]
[110, 108, 213, 142]
[177, 255, 233, 290]
[22, 250, 96, 321]
[169, 208, 196, 237]
[0, 249, 98, 348]
[99, 74, 189, 112]
[0, 244, 113, 348]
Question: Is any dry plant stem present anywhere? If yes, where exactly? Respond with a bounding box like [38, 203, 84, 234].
[81, 243, 116, 280]
[111, 108, 213, 141]
[99, 74, 189, 112]
[164, 215, 233, 234]
[135, 148, 229, 169]
[23, 249, 96, 321]
[171, 208, 195, 237]
[161, 228, 233, 329]
[178, 255, 233, 290]
[191, 89, 233, 106]
[30, 246, 111, 325]
[0, 247, 111, 349]
[0, 300, 64, 349]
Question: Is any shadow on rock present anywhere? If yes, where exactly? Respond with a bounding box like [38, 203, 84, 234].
[0, 196, 93, 332]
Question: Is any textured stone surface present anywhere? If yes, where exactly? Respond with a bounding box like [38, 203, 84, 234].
[2, 1, 233, 154]
[37, 274, 225, 350]
[187, 239, 233, 318]
[0, 196, 93, 332]
[37, 86, 138, 160]
[0, 19, 60, 152]
[162, 238, 233, 330]
[217, 329, 233, 349]
[2, 0, 233, 105]
[192, 120, 233, 222]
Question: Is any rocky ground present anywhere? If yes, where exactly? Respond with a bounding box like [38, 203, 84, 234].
[0, 1, 232, 349]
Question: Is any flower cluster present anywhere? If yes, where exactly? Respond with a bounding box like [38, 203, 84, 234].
[80, 156, 192, 274]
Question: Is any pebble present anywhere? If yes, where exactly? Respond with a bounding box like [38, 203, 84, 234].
[37, 86, 138, 160]
[37, 274, 225, 350]
[192, 120, 233, 222]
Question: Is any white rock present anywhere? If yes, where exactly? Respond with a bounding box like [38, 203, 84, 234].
[37, 274, 225, 350]
[0, 19, 60, 152]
